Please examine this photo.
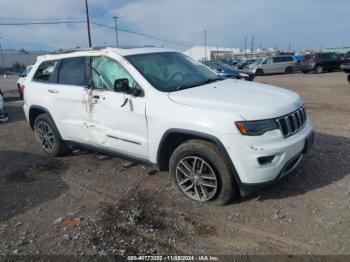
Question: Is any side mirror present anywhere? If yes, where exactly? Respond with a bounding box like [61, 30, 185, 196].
[114, 78, 143, 97]
[114, 78, 131, 93]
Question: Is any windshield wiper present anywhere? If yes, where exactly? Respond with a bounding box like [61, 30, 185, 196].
[204, 77, 223, 84]
[176, 78, 223, 91]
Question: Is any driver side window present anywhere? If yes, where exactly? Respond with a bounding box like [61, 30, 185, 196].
[91, 56, 136, 91]
[266, 58, 273, 64]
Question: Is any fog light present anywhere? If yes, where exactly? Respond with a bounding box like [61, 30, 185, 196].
[258, 155, 275, 165]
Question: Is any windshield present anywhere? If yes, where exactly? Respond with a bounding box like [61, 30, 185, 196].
[125, 52, 221, 92]
[216, 62, 235, 71]
[252, 58, 264, 65]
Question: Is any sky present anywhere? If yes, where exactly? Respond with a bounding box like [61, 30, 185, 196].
[0, 0, 349, 52]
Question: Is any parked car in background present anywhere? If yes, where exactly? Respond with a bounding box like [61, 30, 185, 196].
[0, 89, 8, 122]
[341, 62, 350, 84]
[301, 52, 342, 74]
[23, 47, 313, 205]
[204, 61, 255, 81]
[234, 59, 256, 69]
[248, 55, 297, 76]
[17, 65, 33, 98]
[339, 52, 350, 64]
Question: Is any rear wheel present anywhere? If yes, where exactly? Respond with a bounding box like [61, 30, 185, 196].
[169, 139, 236, 205]
[315, 65, 323, 74]
[285, 67, 294, 74]
[34, 113, 69, 157]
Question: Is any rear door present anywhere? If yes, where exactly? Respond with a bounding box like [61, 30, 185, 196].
[327, 53, 341, 70]
[29, 60, 59, 120]
[48, 57, 91, 143]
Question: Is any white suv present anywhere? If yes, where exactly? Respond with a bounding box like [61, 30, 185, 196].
[23, 47, 314, 205]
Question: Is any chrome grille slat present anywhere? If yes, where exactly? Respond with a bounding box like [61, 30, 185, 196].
[276, 107, 307, 138]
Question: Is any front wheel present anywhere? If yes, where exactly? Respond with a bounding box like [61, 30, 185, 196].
[315, 65, 323, 74]
[255, 69, 264, 76]
[169, 139, 236, 205]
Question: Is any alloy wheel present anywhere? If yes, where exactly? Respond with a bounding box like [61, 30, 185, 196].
[35, 121, 55, 153]
[176, 156, 218, 202]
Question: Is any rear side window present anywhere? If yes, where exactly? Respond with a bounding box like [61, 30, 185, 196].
[33, 60, 58, 82]
[273, 57, 283, 63]
[285, 56, 294, 62]
[58, 57, 87, 86]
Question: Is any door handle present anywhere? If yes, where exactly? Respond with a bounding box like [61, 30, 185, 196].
[48, 89, 58, 94]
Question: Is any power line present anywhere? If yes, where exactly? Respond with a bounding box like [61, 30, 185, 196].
[0, 18, 197, 48]
[91, 21, 194, 47]
[0, 21, 85, 25]
[0, 17, 84, 21]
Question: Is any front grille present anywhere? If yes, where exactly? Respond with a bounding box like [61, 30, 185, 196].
[276, 107, 307, 138]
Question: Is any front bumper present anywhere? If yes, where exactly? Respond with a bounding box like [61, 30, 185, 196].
[239, 130, 314, 194]
[341, 63, 350, 73]
[220, 120, 314, 186]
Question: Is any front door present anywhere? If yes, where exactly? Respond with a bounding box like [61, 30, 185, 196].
[87, 56, 148, 159]
[263, 58, 274, 74]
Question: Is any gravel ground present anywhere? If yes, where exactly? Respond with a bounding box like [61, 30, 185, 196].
[0, 72, 349, 257]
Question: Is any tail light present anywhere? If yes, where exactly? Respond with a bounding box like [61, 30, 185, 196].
[21, 84, 25, 93]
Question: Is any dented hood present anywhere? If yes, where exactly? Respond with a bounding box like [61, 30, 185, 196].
[168, 79, 302, 120]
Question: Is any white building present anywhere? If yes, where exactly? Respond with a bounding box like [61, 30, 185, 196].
[183, 46, 241, 62]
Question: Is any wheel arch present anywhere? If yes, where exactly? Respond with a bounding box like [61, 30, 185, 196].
[29, 106, 62, 140]
[156, 128, 241, 184]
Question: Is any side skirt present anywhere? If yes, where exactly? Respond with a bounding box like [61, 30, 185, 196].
[65, 140, 159, 170]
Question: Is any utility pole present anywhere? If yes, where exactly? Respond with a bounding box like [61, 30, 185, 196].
[0, 37, 6, 77]
[244, 37, 247, 57]
[216, 44, 219, 61]
[85, 0, 92, 47]
[204, 30, 207, 61]
[113, 16, 119, 47]
[288, 42, 291, 52]
[250, 35, 254, 58]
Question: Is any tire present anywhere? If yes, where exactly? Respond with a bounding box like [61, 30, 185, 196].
[347, 74, 350, 84]
[169, 139, 236, 205]
[285, 67, 294, 74]
[17, 84, 23, 99]
[34, 113, 69, 157]
[255, 69, 264, 76]
[315, 65, 323, 74]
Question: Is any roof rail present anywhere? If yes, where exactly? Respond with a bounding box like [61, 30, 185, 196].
[49, 46, 105, 55]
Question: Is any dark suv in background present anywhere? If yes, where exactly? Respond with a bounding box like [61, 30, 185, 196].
[301, 52, 342, 74]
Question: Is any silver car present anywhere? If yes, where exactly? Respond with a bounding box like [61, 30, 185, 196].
[0, 89, 8, 122]
[249, 55, 297, 76]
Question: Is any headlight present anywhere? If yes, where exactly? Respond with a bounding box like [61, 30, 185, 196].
[235, 119, 278, 136]
[239, 72, 249, 78]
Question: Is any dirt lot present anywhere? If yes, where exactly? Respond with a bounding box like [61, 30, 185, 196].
[0, 72, 349, 257]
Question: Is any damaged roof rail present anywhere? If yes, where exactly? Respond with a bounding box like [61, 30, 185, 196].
[49, 46, 106, 55]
